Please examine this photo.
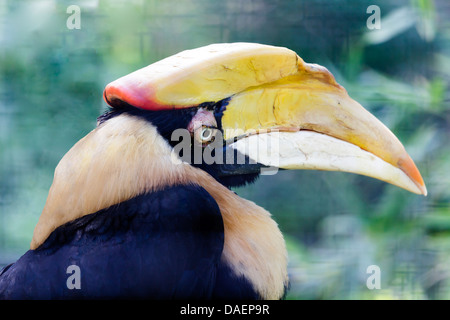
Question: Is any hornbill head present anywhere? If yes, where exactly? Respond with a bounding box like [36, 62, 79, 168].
[27, 43, 426, 299]
[102, 42, 426, 196]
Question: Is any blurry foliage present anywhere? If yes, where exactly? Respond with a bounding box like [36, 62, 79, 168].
[0, 0, 449, 299]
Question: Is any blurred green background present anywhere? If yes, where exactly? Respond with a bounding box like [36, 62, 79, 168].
[1, 0, 449, 299]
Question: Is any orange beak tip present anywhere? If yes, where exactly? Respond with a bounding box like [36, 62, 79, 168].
[398, 155, 427, 196]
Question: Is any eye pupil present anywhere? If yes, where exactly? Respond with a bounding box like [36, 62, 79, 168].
[201, 128, 212, 140]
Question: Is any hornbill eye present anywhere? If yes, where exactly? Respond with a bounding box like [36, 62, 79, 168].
[191, 125, 219, 147]
[197, 126, 217, 144]
[187, 108, 220, 146]
[201, 127, 213, 141]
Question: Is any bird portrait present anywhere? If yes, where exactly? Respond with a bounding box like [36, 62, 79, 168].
[0, 43, 427, 300]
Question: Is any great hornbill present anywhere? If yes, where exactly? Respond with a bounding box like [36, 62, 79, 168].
[0, 43, 426, 300]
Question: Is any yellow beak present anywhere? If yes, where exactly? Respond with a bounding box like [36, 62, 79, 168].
[103, 42, 427, 196]
[221, 56, 427, 195]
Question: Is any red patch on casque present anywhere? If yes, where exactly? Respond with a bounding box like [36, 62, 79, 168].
[103, 77, 196, 111]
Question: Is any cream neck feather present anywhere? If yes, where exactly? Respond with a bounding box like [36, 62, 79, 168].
[31, 114, 288, 299]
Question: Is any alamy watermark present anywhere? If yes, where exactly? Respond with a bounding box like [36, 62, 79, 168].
[66, 5, 81, 30]
[64, 263, 382, 291]
[66, 264, 81, 290]
[367, 5, 381, 30]
[366, 264, 381, 289]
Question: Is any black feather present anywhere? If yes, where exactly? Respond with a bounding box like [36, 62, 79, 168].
[0, 185, 258, 299]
